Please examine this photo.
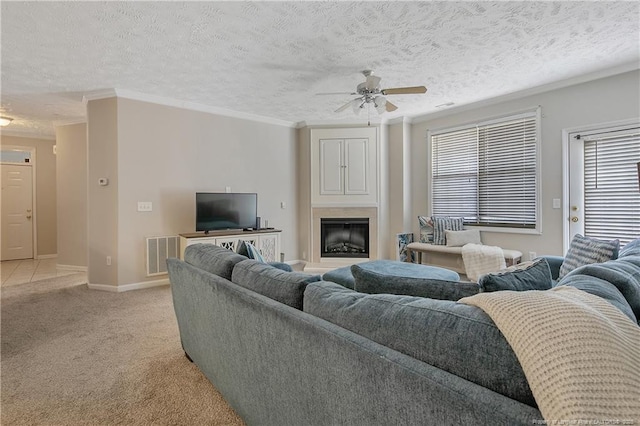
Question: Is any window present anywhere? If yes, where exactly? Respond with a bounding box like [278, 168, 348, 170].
[430, 110, 539, 230]
[583, 128, 640, 245]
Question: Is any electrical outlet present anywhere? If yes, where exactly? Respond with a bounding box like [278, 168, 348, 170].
[529, 251, 537, 260]
[137, 201, 152, 212]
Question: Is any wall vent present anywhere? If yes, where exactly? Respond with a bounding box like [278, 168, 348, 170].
[146, 236, 179, 276]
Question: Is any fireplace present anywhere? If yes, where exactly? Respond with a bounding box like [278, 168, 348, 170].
[320, 218, 370, 258]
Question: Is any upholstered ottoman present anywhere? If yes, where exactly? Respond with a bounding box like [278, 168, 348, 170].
[323, 260, 461, 293]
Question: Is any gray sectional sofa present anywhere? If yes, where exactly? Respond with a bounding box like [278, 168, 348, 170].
[167, 241, 640, 425]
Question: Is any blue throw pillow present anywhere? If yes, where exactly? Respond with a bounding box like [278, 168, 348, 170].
[237, 240, 266, 263]
[478, 258, 552, 292]
[559, 234, 620, 279]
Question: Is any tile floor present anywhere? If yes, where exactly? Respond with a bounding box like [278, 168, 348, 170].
[1, 258, 82, 286]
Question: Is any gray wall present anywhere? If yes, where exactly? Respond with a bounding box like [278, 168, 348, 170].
[86, 97, 298, 288]
[55, 123, 87, 269]
[408, 69, 640, 258]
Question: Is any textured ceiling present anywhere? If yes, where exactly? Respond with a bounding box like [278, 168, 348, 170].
[1, 1, 639, 137]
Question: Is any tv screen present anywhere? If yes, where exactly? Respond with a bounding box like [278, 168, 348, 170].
[196, 192, 257, 232]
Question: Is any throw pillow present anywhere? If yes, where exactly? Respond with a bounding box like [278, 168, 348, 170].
[478, 258, 553, 292]
[418, 216, 434, 243]
[237, 240, 266, 263]
[445, 229, 482, 247]
[558, 234, 620, 279]
[432, 216, 464, 245]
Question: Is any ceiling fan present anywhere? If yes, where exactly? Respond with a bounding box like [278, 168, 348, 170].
[317, 70, 427, 115]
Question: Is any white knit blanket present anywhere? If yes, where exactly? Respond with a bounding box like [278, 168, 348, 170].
[461, 243, 505, 282]
[459, 286, 640, 422]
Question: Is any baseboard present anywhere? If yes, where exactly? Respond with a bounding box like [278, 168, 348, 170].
[37, 254, 58, 260]
[88, 277, 170, 292]
[285, 259, 305, 265]
[57, 264, 88, 272]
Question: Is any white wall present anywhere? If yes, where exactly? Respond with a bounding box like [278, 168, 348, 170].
[87, 97, 298, 287]
[409, 70, 640, 257]
[55, 123, 87, 268]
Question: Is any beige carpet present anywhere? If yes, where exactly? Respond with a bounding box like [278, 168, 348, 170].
[1, 274, 244, 425]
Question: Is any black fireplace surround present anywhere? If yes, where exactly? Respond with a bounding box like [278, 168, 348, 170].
[320, 218, 370, 258]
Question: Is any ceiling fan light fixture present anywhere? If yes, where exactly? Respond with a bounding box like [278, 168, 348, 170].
[374, 96, 387, 114]
[0, 116, 13, 126]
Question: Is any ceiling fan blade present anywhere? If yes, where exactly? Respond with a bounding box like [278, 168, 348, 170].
[365, 75, 381, 90]
[335, 101, 353, 113]
[316, 92, 357, 96]
[385, 101, 398, 112]
[381, 86, 427, 95]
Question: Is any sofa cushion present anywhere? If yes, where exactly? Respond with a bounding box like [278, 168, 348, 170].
[231, 259, 321, 310]
[478, 258, 552, 293]
[322, 265, 355, 289]
[559, 234, 619, 279]
[184, 244, 246, 280]
[303, 281, 535, 407]
[432, 216, 464, 245]
[351, 261, 477, 301]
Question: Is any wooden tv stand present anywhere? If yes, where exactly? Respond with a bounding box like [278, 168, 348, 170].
[179, 229, 282, 262]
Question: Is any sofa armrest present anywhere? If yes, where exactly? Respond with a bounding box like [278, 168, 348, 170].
[538, 255, 564, 280]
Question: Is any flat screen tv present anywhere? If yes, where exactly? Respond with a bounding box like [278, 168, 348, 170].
[196, 192, 257, 232]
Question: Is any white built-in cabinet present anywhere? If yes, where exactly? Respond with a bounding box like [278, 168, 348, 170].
[179, 230, 281, 262]
[319, 138, 369, 195]
[311, 127, 378, 205]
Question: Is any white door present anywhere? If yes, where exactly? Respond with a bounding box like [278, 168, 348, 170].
[1, 164, 34, 260]
[566, 124, 640, 249]
[344, 138, 369, 195]
[319, 139, 344, 195]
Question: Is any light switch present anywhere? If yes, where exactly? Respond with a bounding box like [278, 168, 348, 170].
[280, 201, 286, 209]
[552, 198, 561, 209]
[137, 201, 153, 212]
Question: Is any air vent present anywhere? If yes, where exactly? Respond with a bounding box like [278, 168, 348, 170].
[146, 236, 179, 276]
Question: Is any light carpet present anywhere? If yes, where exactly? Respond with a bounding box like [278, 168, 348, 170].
[1, 274, 244, 425]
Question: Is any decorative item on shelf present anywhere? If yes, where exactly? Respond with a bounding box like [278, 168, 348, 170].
[396, 233, 416, 263]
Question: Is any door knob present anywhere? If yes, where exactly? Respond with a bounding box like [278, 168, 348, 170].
[571, 216, 578, 222]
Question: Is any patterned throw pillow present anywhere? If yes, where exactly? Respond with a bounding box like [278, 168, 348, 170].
[432, 216, 464, 245]
[418, 216, 434, 243]
[558, 234, 620, 279]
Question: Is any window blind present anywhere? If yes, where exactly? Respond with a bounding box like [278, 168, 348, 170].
[583, 129, 640, 245]
[431, 112, 538, 228]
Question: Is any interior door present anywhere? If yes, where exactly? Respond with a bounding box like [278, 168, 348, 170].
[567, 124, 640, 249]
[1, 164, 34, 260]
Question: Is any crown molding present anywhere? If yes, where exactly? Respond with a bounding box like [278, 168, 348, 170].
[82, 89, 117, 104]
[296, 118, 383, 128]
[83, 88, 297, 128]
[53, 118, 87, 127]
[384, 116, 413, 126]
[0, 129, 56, 140]
[409, 61, 640, 124]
